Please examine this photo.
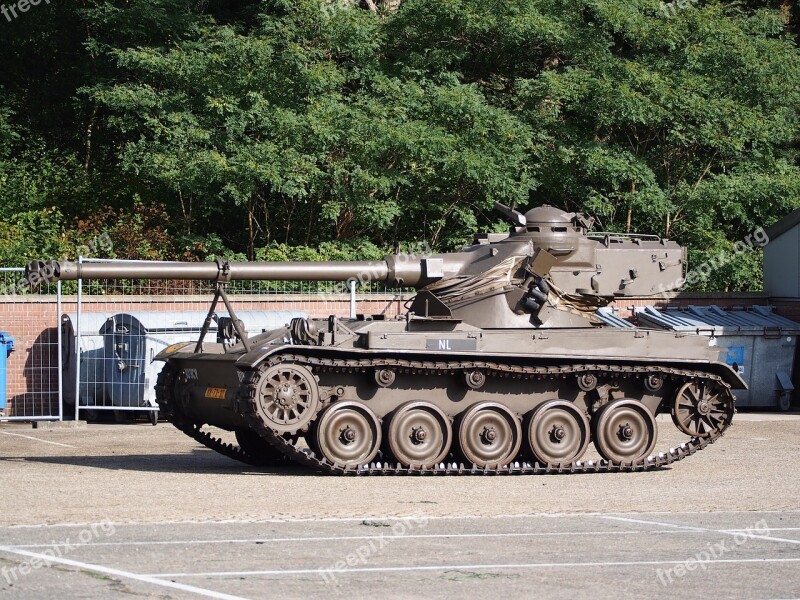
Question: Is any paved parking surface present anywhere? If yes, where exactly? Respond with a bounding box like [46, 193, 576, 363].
[1, 513, 799, 599]
[1, 413, 799, 598]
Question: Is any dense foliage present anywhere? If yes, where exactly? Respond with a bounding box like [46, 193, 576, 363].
[0, 0, 798, 291]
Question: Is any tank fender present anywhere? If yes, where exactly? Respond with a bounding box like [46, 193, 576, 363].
[153, 342, 193, 362]
[708, 361, 748, 390]
[235, 344, 288, 370]
[234, 326, 294, 368]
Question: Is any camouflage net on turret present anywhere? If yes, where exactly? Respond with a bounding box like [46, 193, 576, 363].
[545, 279, 610, 323]
[419, 255, 609, 322]
[421, 256, 521, 308]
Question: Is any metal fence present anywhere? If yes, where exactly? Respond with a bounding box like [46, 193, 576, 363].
[0, 268, 63, 421]
[0, 259, 412, 422]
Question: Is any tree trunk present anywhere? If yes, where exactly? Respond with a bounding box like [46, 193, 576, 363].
[336, 205, 355, 240]
[247, 196, 256, 261]
[626, 182, 636, 233]
[178, 189, 192, 235]
[83, 102, 98, 172]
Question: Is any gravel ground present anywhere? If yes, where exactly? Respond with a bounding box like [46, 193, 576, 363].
[1, 413, 798, 526]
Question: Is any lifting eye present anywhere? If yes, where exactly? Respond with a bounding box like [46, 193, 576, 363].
[527, 226, 541, 232]
[551, 227, 568, 232]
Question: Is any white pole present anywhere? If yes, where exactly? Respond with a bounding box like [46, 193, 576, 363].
[349, 279, 356, 319]
[75, 256, 82, 421]
[56, 280, 63, 421]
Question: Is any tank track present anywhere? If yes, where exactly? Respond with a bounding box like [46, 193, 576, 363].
[154, 365, 282, 467]
[242, 353, 734, 475]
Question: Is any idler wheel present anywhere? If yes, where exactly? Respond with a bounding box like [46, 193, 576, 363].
[593, 399, 657, 464]
[315, 401, 382, 467]
[387, 401, 452, 468]
[672, 381, 734, 438]
[254, 363, 320, 434]
[526, 400, 590, 466]
[457, 402, 521, 468]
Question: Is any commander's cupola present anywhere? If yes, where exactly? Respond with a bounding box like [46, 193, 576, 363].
[495, 202, 594, 256]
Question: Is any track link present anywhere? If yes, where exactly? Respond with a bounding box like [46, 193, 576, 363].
[154, 365, 283, 467]
[242, 354, 734, 476]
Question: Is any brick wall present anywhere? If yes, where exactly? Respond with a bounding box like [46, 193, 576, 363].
[0, 290, 788, 418]
[0, 297, 62, 418]
[768, 299, 800, 322]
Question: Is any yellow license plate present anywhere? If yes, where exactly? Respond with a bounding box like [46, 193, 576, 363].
[204, 387, 227, 399]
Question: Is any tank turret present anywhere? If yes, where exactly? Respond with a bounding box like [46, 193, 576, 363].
[27, 203, 685, 329]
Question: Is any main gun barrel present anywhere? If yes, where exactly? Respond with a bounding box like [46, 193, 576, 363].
[26, 259, 396, 285]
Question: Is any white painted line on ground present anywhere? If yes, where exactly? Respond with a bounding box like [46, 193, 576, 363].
[4, 511, 799, 529]
[9, 528, 708, 549]
[601, 516, 709, 532]
[601, 516, 800, 546]
[0, 545, 249, 600]
[150, 557, 800, 579]
[724, 528, 800, 533]
[0, 431, 76, 448]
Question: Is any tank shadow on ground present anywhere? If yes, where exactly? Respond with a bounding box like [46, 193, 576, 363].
[0, 450, 316, 476]
[0, 452, 679, 476]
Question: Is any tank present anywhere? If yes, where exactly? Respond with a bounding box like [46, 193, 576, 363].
[27, 203, 746, 474]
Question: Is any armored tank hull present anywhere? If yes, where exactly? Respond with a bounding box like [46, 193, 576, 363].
[29, 203, 745, 474]
[150, 316, 741, 474]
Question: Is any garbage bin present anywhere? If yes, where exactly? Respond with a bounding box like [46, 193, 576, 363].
[0, 332, 15, 411]
[634, 305, 800, 410]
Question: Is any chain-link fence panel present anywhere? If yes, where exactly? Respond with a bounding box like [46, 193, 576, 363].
[0, 268, 63, 421]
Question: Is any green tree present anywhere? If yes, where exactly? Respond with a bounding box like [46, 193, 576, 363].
[89, 1, 535, 256]
[0, 0, 798, 293]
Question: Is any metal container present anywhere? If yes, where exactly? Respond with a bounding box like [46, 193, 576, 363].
[635, 305, 800, 410]
[0, 332, 14, 412]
